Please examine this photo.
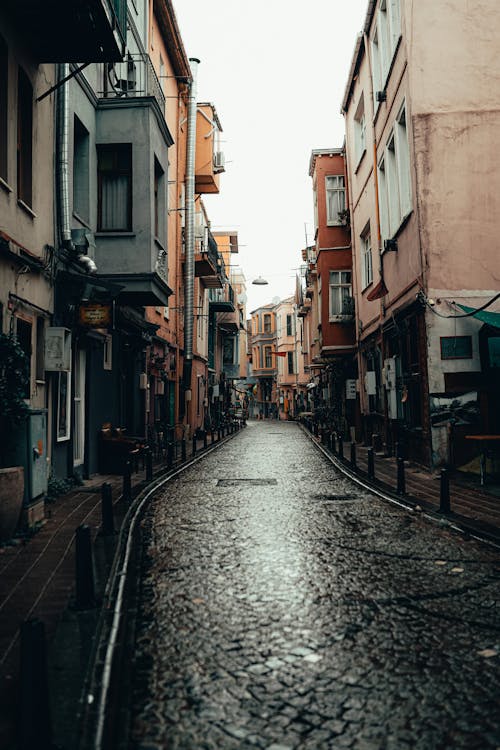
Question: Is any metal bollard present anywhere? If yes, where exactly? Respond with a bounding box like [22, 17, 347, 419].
[19, 618, 52, 750]
[181, 439, 186, 461]
[203, 431, 208, 449]
[440, 468, 450, 513]
[211, 429, 215, 444]
[397, 457, 406, 495]
[167, 441, 174, 467]
[218, 427, 222, 441]
[192, 435, 197, 456]
[146, 448, 153, 481]
[100, 482, 115, 536]
[122, 460, 132, 503]
[75, 525, 96, 610]
[338, 437, 344, 460]
[367, 447, 375, 479]
[350, 441, 357, 468]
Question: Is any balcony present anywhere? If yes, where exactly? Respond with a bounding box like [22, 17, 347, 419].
[195, 104, 222, 195]
[209, 284, 235, 313]
[195, 231, 224, 288]
[5, 0, 126, 62]
[99, 52, 166, 113]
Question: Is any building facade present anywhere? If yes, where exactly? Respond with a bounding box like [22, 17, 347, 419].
[343, 0, 500, 468]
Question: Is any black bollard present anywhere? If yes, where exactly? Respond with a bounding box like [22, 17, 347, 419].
[167, 441, 174, 467]
[192, 435, 197, 456]
[397, 457, 406, 495]
[211, 429, 215, 444]
[367, 447, 375, 479]
[440, 468, 450, 513]
[19, 619, 52, 750]
[350, 441, 357, 468]
[181, 439, 186, 461]
[338, 436, 344, 460]
[75, 525, 96, 610]
[203, 431, 208, 449]
[146, 448, 153, 481]
[100, 482, 115, 536]
[218, 427, 222, 441]
[122, 460, 132, 503]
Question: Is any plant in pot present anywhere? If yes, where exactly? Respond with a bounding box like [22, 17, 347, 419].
[0, 332, 29, 542]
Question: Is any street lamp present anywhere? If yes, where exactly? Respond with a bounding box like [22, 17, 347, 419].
[252, 276, 268, 285]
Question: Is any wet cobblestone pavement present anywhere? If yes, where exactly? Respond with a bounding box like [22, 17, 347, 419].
[130, 422, 500, 749]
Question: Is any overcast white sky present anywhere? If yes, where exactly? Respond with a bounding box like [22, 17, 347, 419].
[174, 1, 368, 313]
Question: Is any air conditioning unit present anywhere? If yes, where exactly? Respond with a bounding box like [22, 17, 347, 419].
[213, 151, 225, 171]
[384, 238, 398, 253]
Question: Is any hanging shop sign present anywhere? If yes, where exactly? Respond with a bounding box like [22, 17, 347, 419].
[78, 303, 112, 329]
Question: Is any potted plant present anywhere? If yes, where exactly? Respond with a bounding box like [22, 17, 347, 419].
[0, 333, 29, 541]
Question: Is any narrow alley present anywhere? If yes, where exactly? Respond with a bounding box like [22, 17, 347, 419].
[106, 421, 500, 749]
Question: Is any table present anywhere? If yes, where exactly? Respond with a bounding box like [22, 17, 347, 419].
[464, 435, 500, 485]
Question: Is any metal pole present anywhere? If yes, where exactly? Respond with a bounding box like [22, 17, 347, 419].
[75, 525, 96, 610]
[203, 431, 208, 449]
[100, 482, 114, 536]
[182, 439, 186, 461]
[192, 435, 197, 456]
[19, 619, 52, 750]
[122, 460, 132, 503]
[338, 436, 344, 460]
[350, 441, 357, 468]
[367, 447, 375, 479]
[397, 457, 406, 495]
[440, 468, 450, 513]
[168, 441, 174, 467]
[146, 448, 153, 481]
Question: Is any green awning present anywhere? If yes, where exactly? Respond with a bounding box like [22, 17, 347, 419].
[457, 304, 500, 328]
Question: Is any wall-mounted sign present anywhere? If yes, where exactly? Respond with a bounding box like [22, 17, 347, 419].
[346, 379, 357, 400]
[78, 303, 111, 328]
[45, 327, 71, 371]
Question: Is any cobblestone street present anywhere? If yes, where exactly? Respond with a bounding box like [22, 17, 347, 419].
[130, 421, 500, 749]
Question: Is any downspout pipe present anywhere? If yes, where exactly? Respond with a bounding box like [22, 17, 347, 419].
[57, 63, 74, 252]
[182, 57, 200, 391]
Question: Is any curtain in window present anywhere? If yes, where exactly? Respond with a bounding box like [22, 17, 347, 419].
[100, 174, 129, 230]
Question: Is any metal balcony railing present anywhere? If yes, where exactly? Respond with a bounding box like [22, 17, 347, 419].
[100, 52, 166, 112]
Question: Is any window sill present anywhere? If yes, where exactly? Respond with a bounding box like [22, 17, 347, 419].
[0, 177, 13, 194]
[18, 199, 37, 219]
[329, 315, 354, 323]
[361, 281, 374, 295]
[382, 210, 413, 251]
[95, 231, 135, 237]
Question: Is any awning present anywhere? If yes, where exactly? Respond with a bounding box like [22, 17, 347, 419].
[456, 304, 500, 329]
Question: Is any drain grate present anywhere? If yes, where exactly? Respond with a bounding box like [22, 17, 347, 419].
[310, 493, 357, 502]
[217, 478, 278, 487]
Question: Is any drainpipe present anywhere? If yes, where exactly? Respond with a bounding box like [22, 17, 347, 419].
[182, 57, 200, 395]
[57, 64, 73, 253]
[56, 64, 97, 273]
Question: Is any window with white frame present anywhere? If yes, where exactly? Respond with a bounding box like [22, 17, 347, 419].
[354, 97, 366, 165]
[326, 175, 346, 225]
[329, 271, 352, 318]
[361, 229, 373, 289]
[371, 0, 401, 100]
[378, 102, 412, 238]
